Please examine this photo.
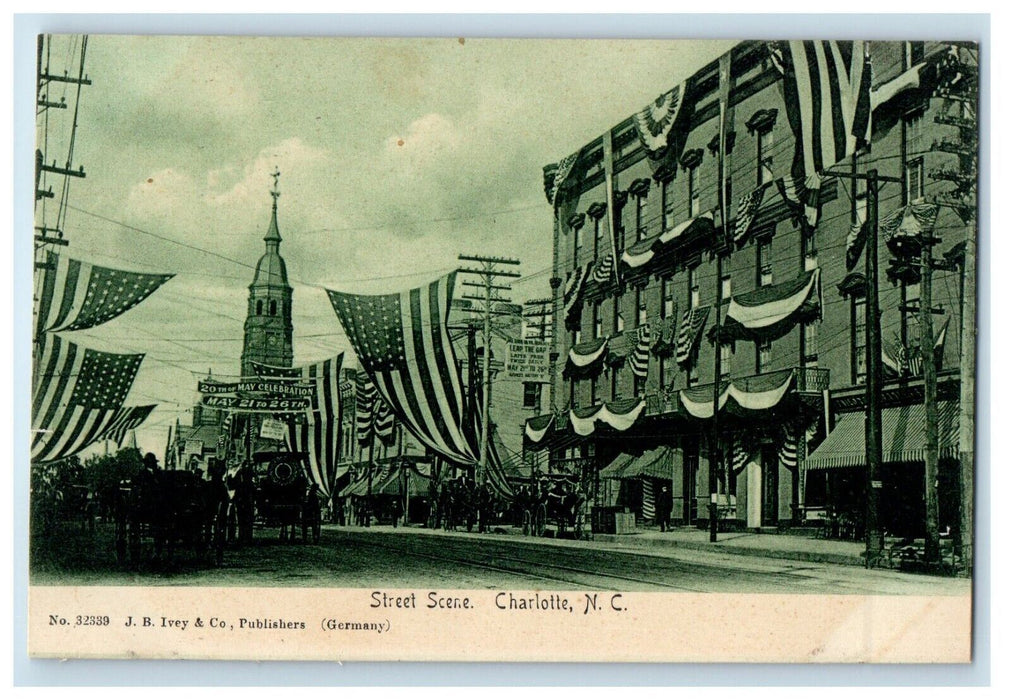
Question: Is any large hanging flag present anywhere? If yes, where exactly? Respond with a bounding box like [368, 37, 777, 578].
[34, 252, 173, 337]
[96, 404, 156, 448]
[285, 354, 344, 500]
[629, 324, 651, 379]
[770, 40, 872, 183]
[632, 83, 688, 156]
[676, 306, 711, 365]
[31, 334, 144, 462]
[327, 272, 478, 466]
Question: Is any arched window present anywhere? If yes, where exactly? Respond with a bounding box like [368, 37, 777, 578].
[269, 300, 277, 316]
[256, 300, 263, 315]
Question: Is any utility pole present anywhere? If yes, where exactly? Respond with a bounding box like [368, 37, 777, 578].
[826, 168, 902, 567]
[458, 254, 521, 486]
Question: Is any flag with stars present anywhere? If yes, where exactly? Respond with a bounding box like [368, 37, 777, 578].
[31, 334, 145, 462]
[96, 404, 156, 448]
[35, 252, 174, 337]
[327, 272, 478, 466]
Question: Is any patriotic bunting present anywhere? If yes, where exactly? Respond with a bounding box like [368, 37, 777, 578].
[591, 253, 615, 284]
[543, 151, 580, 206]
[679, 370, 796, 420]
[569, 398, 646, 437]
[721, 269, 821, 343]
[629, 325, 651, 379]
[562, 262, 591, 331]
[881, 202, 940, 256]
[731, 435, 752, 473]
[35, 252, 173, 337]
[676, 306, 711, 365]
[649, 313, 677, 356]
[327, 272, 478, 467]
[524, 413, 554, 444]
[31, 334, 145, 462]
[778, 426, 799, 469]
[568, 337, 609, 369]
[774, 175, 821, 231]
[97, 404, 156, 449]
[632, 84, 688, 156]
[771, 41, 872, 182]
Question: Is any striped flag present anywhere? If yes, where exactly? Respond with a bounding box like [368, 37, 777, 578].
[641, 478, 655, 521]
[34, 252, 173, 338]
[562, 262, 590, 330]
[845, 191, 870, 270]
[734, 182, 771, 244]
[676, 306, 711, 365]
[97, 405, 156, 448]
[285, 354, 344, 500]
[31, 334, 144, 462]
[775, 175, 821, 231]
[373, 397, 397, 444]
[591, 253, 615, 284]
[629, 324, 651, 379]
[217, 412, 233, 455]
[355, 371, 377, 445]
[731, 435, 751, 472]
[771, 40, 872, 182]
[778, 427, 798, 469]
[327, 272, 478, 466]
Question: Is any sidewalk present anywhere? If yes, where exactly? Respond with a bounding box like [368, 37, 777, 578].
[336, 522, 868, 568]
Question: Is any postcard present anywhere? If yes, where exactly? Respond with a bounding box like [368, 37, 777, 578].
[26, 34, 977, 662]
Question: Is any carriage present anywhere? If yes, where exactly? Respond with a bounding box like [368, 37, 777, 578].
[517, 476, 589, 539]
[247, 452, 322, 544]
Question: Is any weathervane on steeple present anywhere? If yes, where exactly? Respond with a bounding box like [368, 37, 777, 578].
[270, 166, 281, 205]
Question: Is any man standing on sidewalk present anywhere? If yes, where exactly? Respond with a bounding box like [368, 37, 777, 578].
[657, 484, 672, 532]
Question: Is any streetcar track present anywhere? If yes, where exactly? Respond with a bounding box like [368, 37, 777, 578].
[351, 532, 705, 592]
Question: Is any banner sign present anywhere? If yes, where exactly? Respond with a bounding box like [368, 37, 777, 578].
[260, 418, 288, 441]
[201, 395, 310, 412]
[199, 379, 316, 397]
[183, 439, 204, 456]
[505, 339, 551, 381]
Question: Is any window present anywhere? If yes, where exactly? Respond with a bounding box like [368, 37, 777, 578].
[269, 300, 277, 316]
[573, 224, 583, 266]
[571, 329, 581, 347]
[662, 278, 675, 318]
[802, 230, 818, 271]
[593, 302, 602, 339]
[590, 375, 599, 404]
[256, 300, 263, 315]
[522, 382, 541, 410]
[687, 359, 699, 387]
[593, 216, 603, 257]
[802, 321, 819, 367]
[658, 354, 668, 389]
[720, 343, 732, 377]
[688, 266, 700, 308]
[611, 365, 622, 400]
[905, 157, 924, 203]
[758, 128, 775, 185]
[720, 259, 732, 299]
[757, 339, 773, 373]
[852, 296, 867, 385]
[661, 177, 675, 231]
[636, 287, 648, 326]
[635, 193, 647, 241]
[633, 373, 646, 398]
[757, 239, 773, 286]
[688, 165, 701, 217]
[613, 295, 624, 334]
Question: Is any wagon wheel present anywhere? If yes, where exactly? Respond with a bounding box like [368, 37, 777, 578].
[535, 503, 547, 537]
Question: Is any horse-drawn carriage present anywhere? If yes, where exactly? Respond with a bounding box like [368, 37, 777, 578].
[246, 452, 322, 544]
[516, 477, 589, 539]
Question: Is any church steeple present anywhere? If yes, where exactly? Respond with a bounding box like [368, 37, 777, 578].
[241, 168, 294, 377]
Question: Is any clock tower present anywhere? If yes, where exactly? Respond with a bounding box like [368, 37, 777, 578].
[241, 168, 294, 377]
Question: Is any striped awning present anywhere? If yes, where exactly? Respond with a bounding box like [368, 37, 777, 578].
[600, 446, 679, 481]
[805, 401, 960, 470]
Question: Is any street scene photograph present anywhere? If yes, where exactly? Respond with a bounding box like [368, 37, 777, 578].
[28, 33, 978, 611]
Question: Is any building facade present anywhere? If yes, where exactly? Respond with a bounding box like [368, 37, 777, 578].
[528, 40, 976, 536]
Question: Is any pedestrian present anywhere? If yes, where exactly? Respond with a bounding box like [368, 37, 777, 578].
[657, 483, 672, 532]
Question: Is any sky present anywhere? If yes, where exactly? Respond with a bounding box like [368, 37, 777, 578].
[33, 34, 734, 457]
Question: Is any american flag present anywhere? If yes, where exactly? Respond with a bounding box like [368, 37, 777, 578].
[97, 404, 156, 449]
[327, 272, 478, 466]
[284, 354, 344, 500]
[217, 412, 233, 454]
[734, 182, 771, 244]
[731, 435, 751, 472]
[31, 334, 144, 462]
[676, 306, 711, 365]
[355, 370, 377, 446]
[775, 175, 821, 231]
[629, 324, 651, 379]
[562, 262, 590, 330]
[373, 398, 397, 444]
[591, 253, 615, 284]
[845, 192, 869, 271]
[770, 41, 872, 182]
[35, 252, 173, 338]
[778, 427, 798, 469]
[249, 360, 301, 380]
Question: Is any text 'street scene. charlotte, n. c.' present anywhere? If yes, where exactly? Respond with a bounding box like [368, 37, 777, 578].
[28, 35, 978, 662]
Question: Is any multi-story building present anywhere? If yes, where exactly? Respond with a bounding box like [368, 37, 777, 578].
[527, 40, 976, 536]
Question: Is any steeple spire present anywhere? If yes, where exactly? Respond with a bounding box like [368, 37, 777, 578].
[265, 166, 282, 246]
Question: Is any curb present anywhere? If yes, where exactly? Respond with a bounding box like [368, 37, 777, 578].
[590, 533, 865, 567]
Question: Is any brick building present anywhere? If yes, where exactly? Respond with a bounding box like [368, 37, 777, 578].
[527, 40, 976, 536]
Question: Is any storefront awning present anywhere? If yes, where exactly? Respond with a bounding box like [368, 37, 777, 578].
[805, 401, 959, 470]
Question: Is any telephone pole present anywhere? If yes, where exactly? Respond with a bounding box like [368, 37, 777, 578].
[458, 254, 521, 485]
